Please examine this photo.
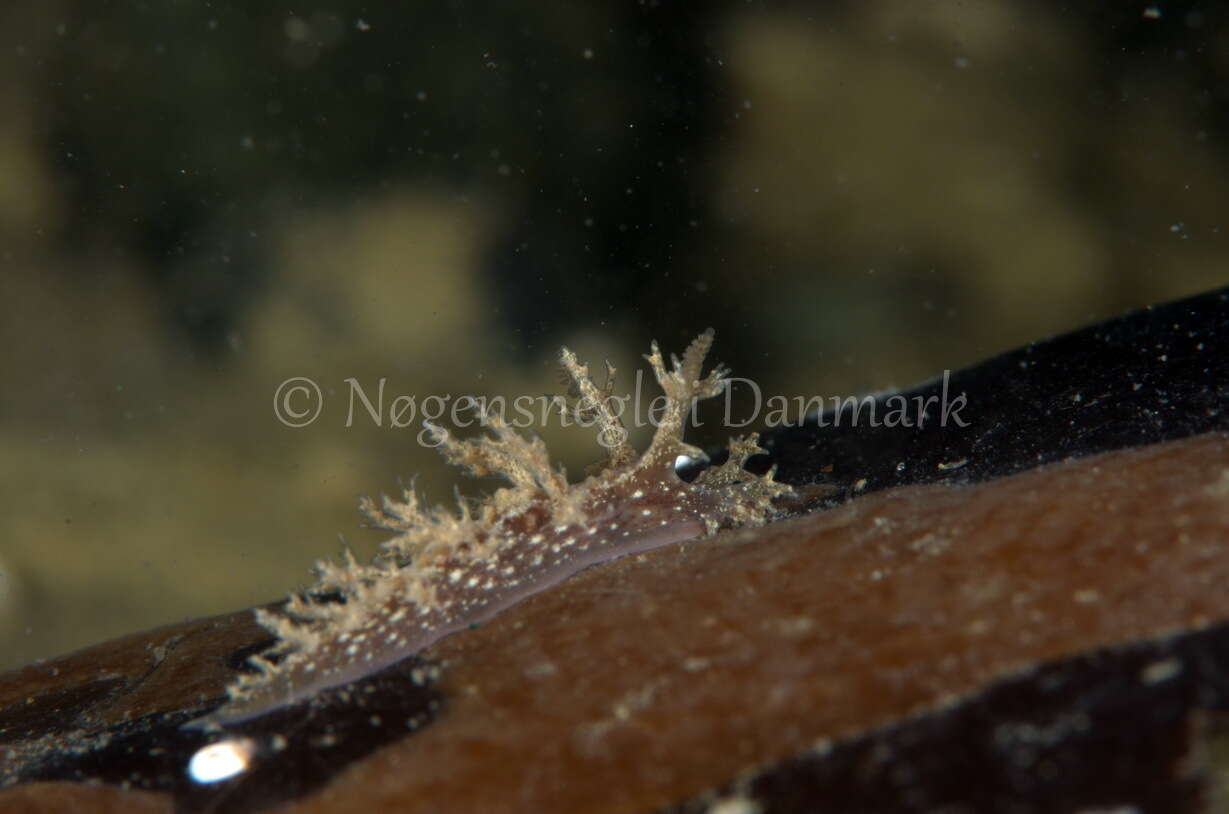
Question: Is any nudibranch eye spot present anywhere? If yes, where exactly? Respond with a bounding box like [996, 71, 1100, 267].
[192, 329, 792, 729]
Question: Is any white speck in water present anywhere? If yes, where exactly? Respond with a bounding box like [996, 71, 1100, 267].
[1140, 658, 1183, 685]
[707, 794, 762, 814]
[283, 16, 310, 41]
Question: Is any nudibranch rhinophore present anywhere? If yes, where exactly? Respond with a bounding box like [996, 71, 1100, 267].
[193, 330, 792, 728]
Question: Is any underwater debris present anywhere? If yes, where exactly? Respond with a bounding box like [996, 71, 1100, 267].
[194, 330, 791, 727]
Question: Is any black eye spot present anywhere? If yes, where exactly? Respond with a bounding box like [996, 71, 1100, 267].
[674, 452, 712, 482]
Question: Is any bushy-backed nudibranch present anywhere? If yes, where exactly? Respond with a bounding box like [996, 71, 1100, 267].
[193, 330, 791, 728]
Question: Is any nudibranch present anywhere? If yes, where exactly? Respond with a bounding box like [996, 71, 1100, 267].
[195, 330, 791, 728]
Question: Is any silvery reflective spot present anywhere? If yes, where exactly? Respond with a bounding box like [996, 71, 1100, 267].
[188, 737, 256, 784]
[674, 453, 699, 473]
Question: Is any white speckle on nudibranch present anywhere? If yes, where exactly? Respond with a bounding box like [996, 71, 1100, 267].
[191, 330, 791, 728]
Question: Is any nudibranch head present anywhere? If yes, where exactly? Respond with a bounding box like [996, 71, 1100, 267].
[191, 330, 791, 728]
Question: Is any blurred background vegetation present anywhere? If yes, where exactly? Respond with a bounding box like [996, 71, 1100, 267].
[1, 0, 1227, 669]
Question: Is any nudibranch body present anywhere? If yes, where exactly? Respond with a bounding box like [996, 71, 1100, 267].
[196, 330, 790, 727]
